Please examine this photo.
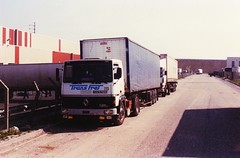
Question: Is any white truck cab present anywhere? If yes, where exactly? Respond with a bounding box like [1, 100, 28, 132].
[61, 59, 127, 125]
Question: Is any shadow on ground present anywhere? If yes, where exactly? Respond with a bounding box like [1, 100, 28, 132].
[43, 118, 116, 134]
[163, 108, 240, 157]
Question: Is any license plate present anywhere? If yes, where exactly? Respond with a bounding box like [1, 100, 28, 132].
[82, 111, 90, 114]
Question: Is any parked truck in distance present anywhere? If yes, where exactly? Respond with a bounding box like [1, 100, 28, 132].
[159, 54, 178, 97]
[196, 69, 203, 74]
[61, 37, 161, 125]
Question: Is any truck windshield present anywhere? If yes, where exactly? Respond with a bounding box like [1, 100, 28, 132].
[63, 61, 113, 83]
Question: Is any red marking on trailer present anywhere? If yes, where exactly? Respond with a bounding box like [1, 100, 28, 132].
[100, 41, 107, 45]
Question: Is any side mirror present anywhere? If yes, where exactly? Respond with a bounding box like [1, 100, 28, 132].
[160, 67, 163, 77]
[165, 71, 167, 76]
[114, 68, 122, 79]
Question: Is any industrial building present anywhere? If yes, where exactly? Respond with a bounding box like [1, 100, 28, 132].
[225, 57, 240, 79]
[0, 26, 80, 64]
[177, 59, 226, 75]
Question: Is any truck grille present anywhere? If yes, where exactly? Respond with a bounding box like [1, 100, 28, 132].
[62, 97, 115, 109]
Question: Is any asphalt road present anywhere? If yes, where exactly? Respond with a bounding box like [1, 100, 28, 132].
[1, 74, 240, 158]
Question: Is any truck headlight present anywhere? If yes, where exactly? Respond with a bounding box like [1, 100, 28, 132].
[61, 108, 68, 114]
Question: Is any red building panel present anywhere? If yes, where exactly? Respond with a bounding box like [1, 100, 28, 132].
[52, 51, 71, 63]
[30, 33, 32, 47]
[52, 51, 80, 63]
[2, 27, 6, 45]
[15, 46, 20, 64]
[73, 54, 80, 60]
[9, 29, 14, 45]
[24, 32, 28, 47]
[18, 31, 22, 46]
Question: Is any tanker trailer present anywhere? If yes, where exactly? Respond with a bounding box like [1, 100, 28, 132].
[0, 63, 63, 100]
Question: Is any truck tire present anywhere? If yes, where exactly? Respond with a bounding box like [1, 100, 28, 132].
[167, 86, 170, 95]
[170, 85, 175, 92]
[156, 89, 159, 101]
[147, 91, 153, 106]
[114, 101, 126, 126]
[153, 90, 157, 103]
[162, 91, 166, 97]
[152, 90, 155, 104]
[131, 95, 140, 116]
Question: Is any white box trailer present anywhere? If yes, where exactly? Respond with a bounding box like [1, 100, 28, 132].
[61, 37, 161, 125]
[159, 54, 178, 96]
[80, 37, 161, 93]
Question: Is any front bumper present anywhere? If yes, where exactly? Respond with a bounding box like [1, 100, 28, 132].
[61, 108, 119, 121]
[62, 108, 118, 116]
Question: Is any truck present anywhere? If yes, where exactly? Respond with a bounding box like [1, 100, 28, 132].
[196, 69, 203, 74]
[159, 54, 178, 97]
[61, 37, 161, 125]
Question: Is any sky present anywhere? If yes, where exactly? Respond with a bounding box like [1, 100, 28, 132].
[1, 0, 240, 59]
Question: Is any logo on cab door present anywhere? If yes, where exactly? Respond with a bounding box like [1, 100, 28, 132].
[70, 84, 103, 90]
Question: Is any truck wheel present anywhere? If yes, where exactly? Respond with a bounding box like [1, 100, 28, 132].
[151, 90, 155, 104]
[131, 95, 140, 116]
[114, 101, 126, 126]
[153, 90, 157, 103]
[162, 92, 166, 97]
[149, 91, 153, 106]
[156, 90, 159, 101]
[167, 86, 170, 95]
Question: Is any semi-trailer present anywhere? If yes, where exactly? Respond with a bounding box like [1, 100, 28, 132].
[159, 54, 178, 97]
[61, 37, 161, 125]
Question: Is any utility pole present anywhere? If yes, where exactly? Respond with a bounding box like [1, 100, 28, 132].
[29, 22, 36, 33]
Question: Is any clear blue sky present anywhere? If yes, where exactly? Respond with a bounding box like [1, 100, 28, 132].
[1, 0, 240, 59]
